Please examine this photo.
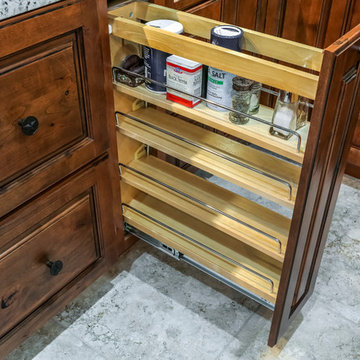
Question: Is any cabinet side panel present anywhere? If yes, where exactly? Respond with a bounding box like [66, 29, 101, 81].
[269, 25, 360, 346]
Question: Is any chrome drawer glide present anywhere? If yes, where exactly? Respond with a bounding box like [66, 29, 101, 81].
[124, 223, 275, 311]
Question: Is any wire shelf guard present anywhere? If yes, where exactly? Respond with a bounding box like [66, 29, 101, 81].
[119, 162, 282, 253]
[122, 203, 275, 293]
[116, 111, 293, 201]
[112, 66, 303, 152]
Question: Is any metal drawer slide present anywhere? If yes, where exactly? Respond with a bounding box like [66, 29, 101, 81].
[124, 223, 275, 310]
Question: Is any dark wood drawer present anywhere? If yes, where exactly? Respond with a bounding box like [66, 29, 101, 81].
[0, 157, 117, 340]
[0, 8, 111, 217]
[0, 36, 85, 186]
[187, 0, 221, 20]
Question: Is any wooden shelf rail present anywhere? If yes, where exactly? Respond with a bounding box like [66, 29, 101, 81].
[116, 108, 300, 208]
[120, 155, 291, 261]
[123, 192, 282, 303]
[109, 1, 321, 99]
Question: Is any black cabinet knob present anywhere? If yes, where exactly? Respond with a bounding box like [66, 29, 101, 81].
[46, 260, 63, 276]
[18, 116, 39, 136]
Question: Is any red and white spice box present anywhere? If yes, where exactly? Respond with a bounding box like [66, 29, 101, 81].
[166, 55, 202, 108]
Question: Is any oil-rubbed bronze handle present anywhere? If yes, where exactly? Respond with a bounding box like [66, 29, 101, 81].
[18, 116, 39, 136]
[46, 260, 63, 276]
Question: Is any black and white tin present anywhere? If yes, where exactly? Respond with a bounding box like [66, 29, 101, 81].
[143, 19, 183, 93]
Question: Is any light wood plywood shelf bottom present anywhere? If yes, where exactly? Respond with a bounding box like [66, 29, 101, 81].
[121, 155, 290, 262]
[123, 192, 281, 303]
[116, 107, 300, 208]
[114, 83, 309, 163]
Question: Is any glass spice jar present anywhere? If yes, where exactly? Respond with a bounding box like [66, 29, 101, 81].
[270, 90, 297, 140]
[296, 96, 310, 130]
[249, 81, 262, 114]
[229, 77, 254, 125]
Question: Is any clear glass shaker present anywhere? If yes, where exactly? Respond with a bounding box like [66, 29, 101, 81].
[229, 77, 254, 125]
[270, 90, 297, 140]
[250, 82, 262, 114]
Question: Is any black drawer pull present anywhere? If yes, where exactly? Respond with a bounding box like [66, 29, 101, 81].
[46, 260, 63, 276]
[18, 116, 39, 136]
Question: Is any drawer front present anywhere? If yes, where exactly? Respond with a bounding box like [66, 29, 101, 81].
[0, 35, 85, 185]
[0, 4, 112, 217]
[187, 0, 222, 20]
[0, 157, 117, 340]
[0, 195, 98, 338]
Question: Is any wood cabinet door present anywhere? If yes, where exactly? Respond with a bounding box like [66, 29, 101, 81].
[152, 0, 204, 10]
[187, 0, 222, 21]
[269, 24, 360, 346]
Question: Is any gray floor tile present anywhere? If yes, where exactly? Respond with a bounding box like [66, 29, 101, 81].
[313, 180, 360, 324]
[217, 295, 360, 360]
[6, 319, 105, 360]
[55, 270, 250, 360]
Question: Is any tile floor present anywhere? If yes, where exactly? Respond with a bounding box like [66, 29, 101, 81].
[6, 176, 360, 360]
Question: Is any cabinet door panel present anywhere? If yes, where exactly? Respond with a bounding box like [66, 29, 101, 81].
[269, 25, 360, 346]
[152, 0, 202, 10]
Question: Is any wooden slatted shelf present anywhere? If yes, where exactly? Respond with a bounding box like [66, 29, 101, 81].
[108, 2, 321, 99]
[114, 84, 310, 163]
[123, 192, 282, 303]
[116, 107, 301, 208]
[109, 1, 323, 72]
[121, 155, 291, 261]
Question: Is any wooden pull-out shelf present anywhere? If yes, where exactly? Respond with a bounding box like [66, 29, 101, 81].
[123, 192, 281, 304]
[115, 84, 309, 163]
[118, 2, 323, 72]
[109, 2, 321, 99]
[109, 1, 360, 347]
[110, 0, 310, 314]
[121, 155, 290, 262]
[117, 107, 300, 208]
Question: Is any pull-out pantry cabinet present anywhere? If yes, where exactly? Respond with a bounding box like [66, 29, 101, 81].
[108, 1, 360, 347]
[0, 0, 359, 355]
